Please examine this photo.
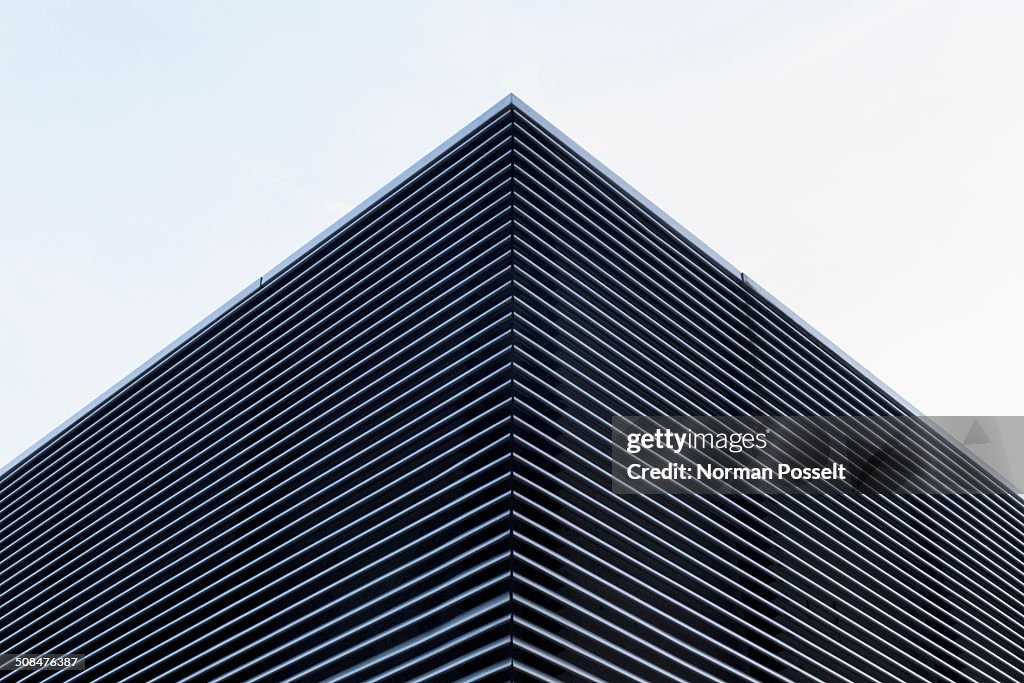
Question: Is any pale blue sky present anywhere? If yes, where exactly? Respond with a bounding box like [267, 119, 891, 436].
[2, 1, 1023, 467]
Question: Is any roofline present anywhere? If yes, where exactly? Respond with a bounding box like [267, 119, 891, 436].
[3, 93, 929, 479]
[261, 95, 516, 285]
[2, 96, 515, 479]
[506, 95, 922, 418]
[740, 273, 920, 416]
[0, 278, 262, 478]
[507, 95, 742, 280]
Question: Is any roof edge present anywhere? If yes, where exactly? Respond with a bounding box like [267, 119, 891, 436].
[0, 278, 262, 478]
[507, 95, 923, 421]
[1, 94, 516, 480]
[740, 273, 920, 416]
[508, 95, 741, 280]
[261, 94, 515, 285]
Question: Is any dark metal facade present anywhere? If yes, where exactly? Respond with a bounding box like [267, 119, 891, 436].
[0, 96, 1021, 682]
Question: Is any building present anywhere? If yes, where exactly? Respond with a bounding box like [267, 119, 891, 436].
[0, 95, 1021, 682]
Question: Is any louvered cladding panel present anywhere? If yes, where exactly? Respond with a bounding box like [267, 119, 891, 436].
[0, 106, 517, 683]
[0, 96, 1021, 682]
[505, 105, 1024, 683]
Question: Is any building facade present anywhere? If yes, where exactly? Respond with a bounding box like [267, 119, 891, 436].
[0, 96, 1021, 682]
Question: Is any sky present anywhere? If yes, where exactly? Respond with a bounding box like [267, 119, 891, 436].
[1, 1, 1022, 469]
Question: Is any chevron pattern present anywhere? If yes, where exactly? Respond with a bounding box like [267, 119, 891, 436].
[0, 97, 1021, 682]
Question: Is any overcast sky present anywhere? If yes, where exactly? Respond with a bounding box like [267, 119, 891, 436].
[2, 1, 1023, 469]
